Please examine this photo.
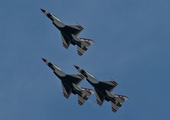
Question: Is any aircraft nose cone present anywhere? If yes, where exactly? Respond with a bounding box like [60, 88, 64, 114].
[40, 8, 46, 13]
[74, 65, 79, 70]
[41, 58, 47, 62]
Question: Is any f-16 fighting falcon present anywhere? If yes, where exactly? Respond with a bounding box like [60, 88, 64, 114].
[42, 58, 94, 105]
[40, 8, 95, 56]
[74, 65, 129, 112]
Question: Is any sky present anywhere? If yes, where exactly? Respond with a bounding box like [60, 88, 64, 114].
[0, 0, 170, 120]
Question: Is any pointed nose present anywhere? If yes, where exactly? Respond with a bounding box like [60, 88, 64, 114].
[41, 58, 47, 62]
[40, 8, 46, 13]
[74, 65, 80, 70]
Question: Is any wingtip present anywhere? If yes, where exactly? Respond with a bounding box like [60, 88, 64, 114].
[41, 58, 47, 62]
[40, 8, 46, 13]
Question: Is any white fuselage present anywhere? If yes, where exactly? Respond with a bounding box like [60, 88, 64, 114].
[43, 10, 65, 28]
[52, 16, 65, 28]
[83, 71, 99, 84]
[52, 64, 66, 77]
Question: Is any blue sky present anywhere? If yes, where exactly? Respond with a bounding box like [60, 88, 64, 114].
[0, 0, 170, 120]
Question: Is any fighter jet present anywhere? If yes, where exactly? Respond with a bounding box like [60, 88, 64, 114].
[42, 58, 94, 105]
[40, 8, 95, 56]
[74, 65, 129, 112]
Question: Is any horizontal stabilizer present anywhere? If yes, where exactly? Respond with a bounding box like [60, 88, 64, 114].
[111, 94, 129, 112]
[111, 102, 119, 112]
[77, 46, 85, 56]
[78, 95, 85, 106]
[77, 88, 94, 106]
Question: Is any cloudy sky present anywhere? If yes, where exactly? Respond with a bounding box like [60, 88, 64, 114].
[0, 0, 170, 120]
